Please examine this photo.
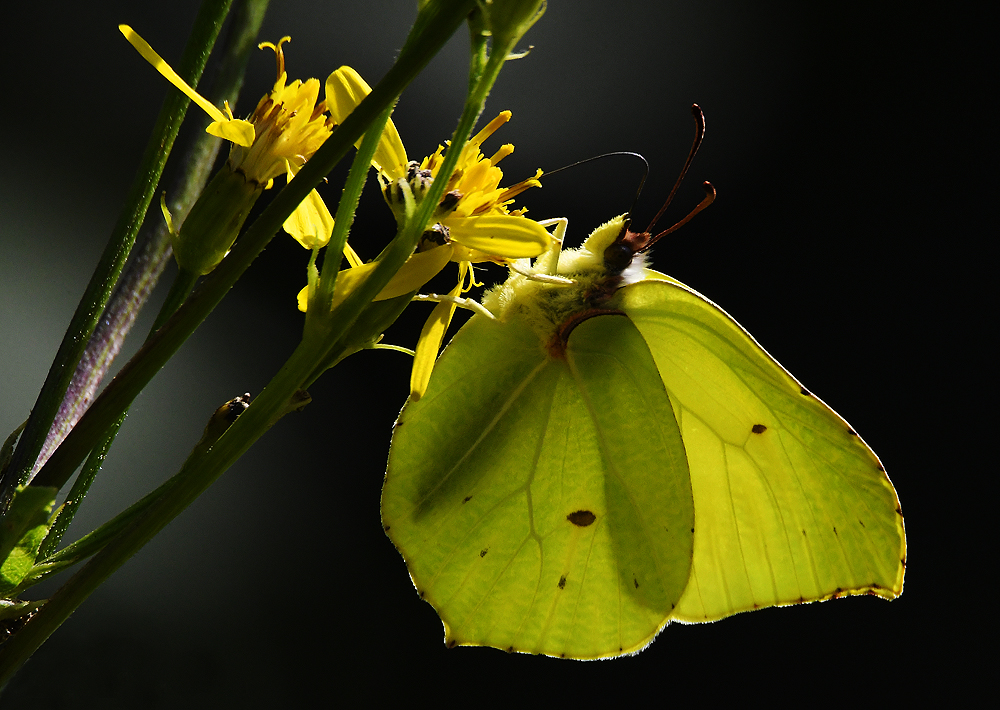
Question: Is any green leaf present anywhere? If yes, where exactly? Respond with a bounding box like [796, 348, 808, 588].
[382, 214, 905, 658]
[0, 486, 58, 593]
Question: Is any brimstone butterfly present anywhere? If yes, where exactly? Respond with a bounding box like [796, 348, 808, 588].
[381, 107, 905, 659]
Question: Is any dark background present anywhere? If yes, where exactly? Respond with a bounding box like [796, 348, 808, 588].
[0, 0, 982, 705]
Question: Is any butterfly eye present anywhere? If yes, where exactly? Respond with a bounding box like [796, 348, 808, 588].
[603, 241, 636, 273]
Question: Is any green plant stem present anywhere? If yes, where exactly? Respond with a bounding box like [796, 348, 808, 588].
[29, 0, 477, 497]
[309, 109, 388, 314]
[0, 0, 235, 512]
[12, 108, 391, 596]
[302, 23, 504, 368]
[152, 268, 202, 333]
[15, 0, 275, 558]
[0, 331, 321, 686]
[32, 261, 197, 564]
[35, 419, 121, 561]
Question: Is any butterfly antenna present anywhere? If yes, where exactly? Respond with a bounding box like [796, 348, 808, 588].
[542, 151, 649, 181]
[638, 181, 715, 252]
[642, 104, 709, 237]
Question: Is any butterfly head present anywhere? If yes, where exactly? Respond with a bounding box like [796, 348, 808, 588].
[601, 104, 715, 278]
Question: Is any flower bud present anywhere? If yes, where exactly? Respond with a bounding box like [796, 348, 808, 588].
[171, 168, 264, 275]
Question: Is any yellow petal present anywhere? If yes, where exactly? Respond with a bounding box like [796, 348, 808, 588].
[206, 119, 255, 147]
[296, 244, 428, 313]
[120, 25, 255, 147]
[282, 163, 334, 249]
[410, 273, 464, 400]
[283, 187, 334, 249]
[343, 243, 364, 268]
[325, 66, 408, 181]
[444, 215, 552, 259]
[329, 245, 453, 309]
[325, 66, 370, 123]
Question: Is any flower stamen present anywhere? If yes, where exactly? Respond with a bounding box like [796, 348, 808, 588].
[258, 36, 291, 78]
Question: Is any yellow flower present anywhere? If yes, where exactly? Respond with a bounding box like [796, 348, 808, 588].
[388, 112, 552, 398]
[333, 88, 555, 398]
[121, 27, 369, 271]
[121, 27, 334, 190]
[296, 107, 551, 313]
[383, 111, 548, 263]
[289, 66, 553, 396]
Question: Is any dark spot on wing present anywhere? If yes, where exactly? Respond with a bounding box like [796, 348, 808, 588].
[877, 464, 886, 472]
[463, 495, 472, 503]
[751, 424, 767, 434]
[859, 519, 866, 527]
[383, 525, 390, 531]
[480, 548, 488, 557]
[567, 510, 596, 526]
[446, 639, 458, 648]
[833, 526, 838, 535]
[800, 387, 811, 396]
[558, 575, 566, 589]
[633, 577, 639, 589]
[802, 529, 807, 536]
[847, 428, 858, 436]
[506, 646, 515, 654]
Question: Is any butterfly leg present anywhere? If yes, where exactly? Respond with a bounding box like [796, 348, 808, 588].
[411, 293, 498, 320]
[522, 217, 572, 279]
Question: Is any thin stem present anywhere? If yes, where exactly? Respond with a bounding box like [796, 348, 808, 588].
[0, 333, 316, 686]
[6, 0, 273, 561]
[309, 106, 391, 315]
[35, 418, 122, 561]
[0, 0, 236, 511]
[150, 268, 201, 334]
[302, 39, 504, 362]
[27, 0, 271, 482]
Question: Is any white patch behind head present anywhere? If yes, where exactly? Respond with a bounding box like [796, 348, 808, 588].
[621, 251, 649, 285]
